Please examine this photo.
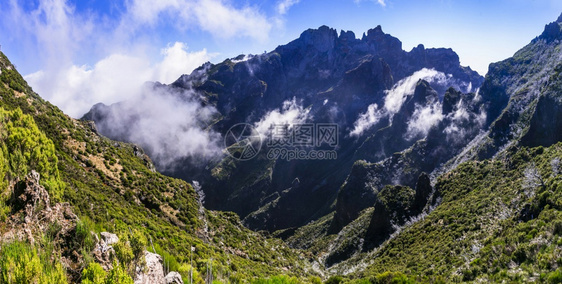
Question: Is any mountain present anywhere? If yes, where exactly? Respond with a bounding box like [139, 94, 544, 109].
[83, 25, 485, 234]
[83, 14, 562, 282]
[285, 14, 562, 279]
[4, 13, 562, 283]
[0, 52, 314, 282]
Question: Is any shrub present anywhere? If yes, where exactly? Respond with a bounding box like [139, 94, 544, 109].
[0, 107, 65, 201]
[82, 262, 107, 284]
[0, 241, 67, 284]
[548, 268, 562, 284]
[105, 263, 134, 284]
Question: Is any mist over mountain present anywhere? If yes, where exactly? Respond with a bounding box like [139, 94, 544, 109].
[84, 25, 486, 233]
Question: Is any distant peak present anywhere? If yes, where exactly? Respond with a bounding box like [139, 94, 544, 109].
[339, 30, 356, 41]
[367, 25, 384, 37]
[535, 13, 562, 42]
[297, 25, 338, 52]
[361, 25, 402, 52]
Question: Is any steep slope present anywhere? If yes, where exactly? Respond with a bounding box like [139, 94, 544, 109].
[354, 143, 562, 282]
[286, 13, 562, 276]
[0, 52, 313, 282]
[447, 14, 562, 164]
[84, 25, 484, 233]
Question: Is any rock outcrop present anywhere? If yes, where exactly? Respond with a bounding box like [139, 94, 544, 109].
[93, 232, 119, 271]
[4, 171, 78, 245]
[331, 161, 378, 232]
[165, 271, 184, 284]
[134, 250, 165, 284]
[2, 171, 80, 279]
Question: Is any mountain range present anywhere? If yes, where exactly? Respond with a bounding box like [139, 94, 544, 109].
[1, 12, 562, 284]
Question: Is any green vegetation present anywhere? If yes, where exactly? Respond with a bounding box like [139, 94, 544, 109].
[346, 144, 562, 282]
[0, 241, 67, 284]
[82, 262, 134, 284]
[0, 107, 64, 200]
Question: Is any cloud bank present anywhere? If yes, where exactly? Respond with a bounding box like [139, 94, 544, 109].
[92, 85, 222, 170]
[3, 0, 276, 118]
[25, 42, 214, 117]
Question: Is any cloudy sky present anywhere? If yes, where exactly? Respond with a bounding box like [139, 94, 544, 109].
[0, 0, 561, 117]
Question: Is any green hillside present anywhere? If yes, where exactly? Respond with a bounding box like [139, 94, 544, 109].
[0, 52, 313, 283]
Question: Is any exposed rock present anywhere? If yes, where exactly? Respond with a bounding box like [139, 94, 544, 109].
[85, 120, 98, 134]
[93, 232, 119, 271]
[2, 171, 80, 280]
[364, 185, 415, 249]
[135, 250, 165, 284]
[403, 79, 439, 114]
[84, 23, 485, 233]
[442, 87, 462, 114]
[12, 170, 50, 218]
[100, 232, 119, 245]
[5, 171, 78, 245]
[364, 199, 392, 248]
[539, 21, 562, 42]
[165, 272, 184, 284]
[298, 25, 338, 52]
[362, 25, 403, 56]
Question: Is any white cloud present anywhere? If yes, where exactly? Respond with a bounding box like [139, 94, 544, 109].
[156, 42, 215, 84]
[350, 103, 383, 137]
[123, 0, 272, 42]
[383, 68, 445, 115]
[277, 0, 300, 15]
[353, 0, 387, 7]
[4, 0, 95, 69]
[25, 42, 214, 118]
[128, 0, 181, 25]
[350, 68, 448, 137]
[443, 98, 487, 141]
[192, 0, 271, 42]
[3, 0, 270, 118]
[26, 54, 150, 117]
[254, 98, 311, 137]
[405, 102, 444, 140]
[92, 85, 222, 170]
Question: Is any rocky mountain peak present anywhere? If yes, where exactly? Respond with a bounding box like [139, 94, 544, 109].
[338, 29, 356, 41]
[412, 79, 438, 104]
[362, 25, 403, 52]
[298, 25, 338, 52]
[537, 14, 562, 42]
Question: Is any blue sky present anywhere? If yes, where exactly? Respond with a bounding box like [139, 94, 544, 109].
[1, 0, 561, 117]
